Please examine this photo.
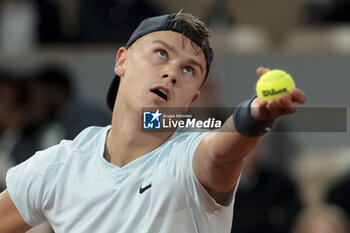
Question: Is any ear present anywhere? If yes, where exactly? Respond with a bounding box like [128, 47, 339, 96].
[114, 47, 127, 77]
[189, 90, 200, 106]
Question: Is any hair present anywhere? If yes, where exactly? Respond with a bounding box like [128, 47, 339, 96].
[171, 11, 211, 54]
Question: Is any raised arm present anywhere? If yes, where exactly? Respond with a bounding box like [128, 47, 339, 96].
[0, 189, 31, 233]
[193, 67, 306, 204]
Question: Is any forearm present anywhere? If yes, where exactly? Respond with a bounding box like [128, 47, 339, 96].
[206, 115, 263, 166]
[206, 95, 273, 166]
[0, 190, 32, 233]
[193, 102, 269, 194]
[194, 114, 264, 194]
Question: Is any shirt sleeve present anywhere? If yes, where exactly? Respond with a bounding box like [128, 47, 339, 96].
[6, 145, 59, 226]
[167, 129, 238, 214]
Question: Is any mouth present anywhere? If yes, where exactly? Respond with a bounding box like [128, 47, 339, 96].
[150, 86, 170, 102]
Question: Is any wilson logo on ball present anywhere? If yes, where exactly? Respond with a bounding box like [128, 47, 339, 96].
[262, 88, 288, 97]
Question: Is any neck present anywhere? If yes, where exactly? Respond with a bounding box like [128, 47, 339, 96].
[105, 104, 173, 167]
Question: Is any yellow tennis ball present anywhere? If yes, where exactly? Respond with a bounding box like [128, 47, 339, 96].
[256, 69, 295, 104]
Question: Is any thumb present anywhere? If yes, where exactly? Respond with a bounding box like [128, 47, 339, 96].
[257, 67, 270, 77]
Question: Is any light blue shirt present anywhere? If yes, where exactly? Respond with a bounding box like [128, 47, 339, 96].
[6, 126, 237, 233]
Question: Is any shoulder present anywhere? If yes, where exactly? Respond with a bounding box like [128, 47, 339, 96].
[9, 125, 110, 176]
[167, 128, 209, 154]
[5, 126, 111, 227]
[160, 128, 209, 171]
[68, 125, 110, 153]
[170, 128, 209, 144]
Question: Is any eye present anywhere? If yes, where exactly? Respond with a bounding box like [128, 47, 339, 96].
[183, 66, 194, 75]
[156, 50, 168, 59]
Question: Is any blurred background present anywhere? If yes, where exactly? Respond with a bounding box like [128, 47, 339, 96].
[1, 0, 350, 232]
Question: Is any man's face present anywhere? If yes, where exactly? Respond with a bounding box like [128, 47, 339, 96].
[114, 30, 207, 111]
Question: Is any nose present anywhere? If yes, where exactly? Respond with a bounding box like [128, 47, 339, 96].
[162, 73, 177, 85]
[162, 65, 179, 85]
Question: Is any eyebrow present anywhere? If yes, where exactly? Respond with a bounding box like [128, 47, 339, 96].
[152, 40, 204, 74]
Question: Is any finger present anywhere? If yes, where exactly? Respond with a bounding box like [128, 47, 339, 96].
[250, 98, 269, 120]
[279, 94, 296, 114]
[266, 99, 281, 118]
[256, 67, 270, 77]
[252, 97, 267, 108]
[290, 88, 306, 104]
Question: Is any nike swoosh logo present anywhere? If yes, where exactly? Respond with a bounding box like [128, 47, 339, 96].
[139, 183, 152, 194]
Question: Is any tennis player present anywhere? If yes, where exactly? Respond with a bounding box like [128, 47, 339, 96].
[0, 12, 306, 233]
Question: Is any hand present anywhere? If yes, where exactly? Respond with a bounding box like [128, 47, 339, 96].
[250, 67, 306, 121]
